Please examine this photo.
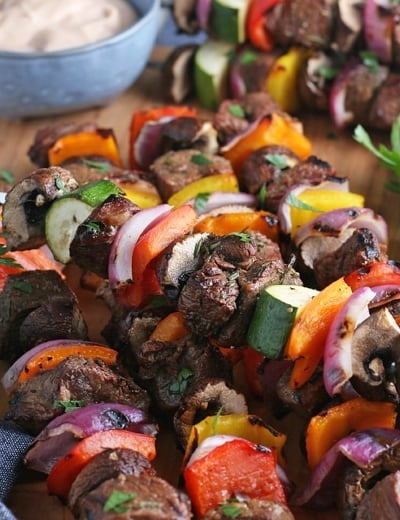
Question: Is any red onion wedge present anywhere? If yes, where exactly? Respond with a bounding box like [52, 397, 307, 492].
[24, 403, 158, 474]
[364, 0, 394, 63]
[293, 207, 388, 247]
[196, 0, 212, 32]
[108, 204, 172, 290]
[329, 58, 360, 128]
[133, 117, 176, 170]
[323, 286, 375, 397]
[278, 178, 350, 235]
[187, 191, 257, 215]
[1, 339, 111, 395]
[292, 427, 400, 508]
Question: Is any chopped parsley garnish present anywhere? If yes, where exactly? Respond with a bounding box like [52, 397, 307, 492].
[220, 499, 242, 518]
[228, 231, 253, 243]
[265, 153, 288, 169]
[83, 221, 101, 232]
[359, 50, 380, 74]
[104, 490, 137, 513]
[239, 49, 257, 65]
[82, 158, 111, 174]
[0, 244, 21, 268]
[211, 405, 224, 435]
[317, 65, 339, 80]
[286, 192, 320, 212]
[168, 367, 194, 395]
[191, 153, 212, 166]
[258, 183, 267, 208]
[54, 177, 65, 191]
[228, 104, 246, 119]
[9, 279, 32, 293]
[353, 115, 400, 192]
[193, 192, 210, 213]
[0, 168, 15, 185]
[54, 400, 84, 412]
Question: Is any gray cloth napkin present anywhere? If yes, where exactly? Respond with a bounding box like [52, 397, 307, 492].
[0, 420, 34, 520]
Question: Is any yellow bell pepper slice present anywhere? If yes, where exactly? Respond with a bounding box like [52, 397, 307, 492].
[121, 186, 162, 209]
[167, 173, 239, 207]
[265, 46, 310, 114]
[290, 189, 365, 236]
[182, 413, 287, 468]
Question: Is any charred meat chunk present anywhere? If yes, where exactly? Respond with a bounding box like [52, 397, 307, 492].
[0, 270, 87, 363]
[132, 335, 231, 417]
[312, 227, 388, 289]
[150, 149, 232, 201]
[213, 92, 282, 146]
[355, 471, 400, 520]
[69, 448, 156, 516]
[367, 72, 400, 130]
[6, 357, 150, 435]
[202, 498, 295, 519]
[2, 166, 79, 250]
[178, 232, 300, 345]
[70, 195, 141, 278]
[75, 473, 192, 519]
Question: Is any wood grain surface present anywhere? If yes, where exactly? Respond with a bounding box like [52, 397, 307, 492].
[0, 49, 397, 520]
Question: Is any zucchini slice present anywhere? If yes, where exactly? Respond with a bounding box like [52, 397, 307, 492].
[247, 284, 319, 359]
[45, 198, 93, 264]
[210, 0, 250, 44]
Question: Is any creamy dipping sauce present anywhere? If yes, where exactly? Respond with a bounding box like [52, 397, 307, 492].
[0, 0, 139, 52]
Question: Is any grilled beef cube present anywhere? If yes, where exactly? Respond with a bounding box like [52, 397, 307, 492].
[0, 270, 87, 363]
[28, 122, 98, 167]
[355, 471, 400, 520]
[7, 357, 150, 435]
[150, 149, 232, 201]
[158, 116, 202, 153]
[213, 92, 282, 146]
[265, 0, 336, 49]
[202, 498, 295, 519]
[70, 195, 140, 278]
[69, 448, 156, 516]
[238, 145, 300, 204]
[313, 227, 387, 289]
[76, 473, 192, 519]
[132, 336, 231, 416]
[368, 72, 400, 130]
[178, 232, 301, 345]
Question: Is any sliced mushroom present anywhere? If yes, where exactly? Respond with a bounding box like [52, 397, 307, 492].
[162, 44, 198, 103]
[173, 378, 248, 448]
[350, 306, 400, 402]
[333, 0, 365, 53]
[298, 50, 336, 111]
[172, 0, 199, 34]
[2, 166, 79, 250]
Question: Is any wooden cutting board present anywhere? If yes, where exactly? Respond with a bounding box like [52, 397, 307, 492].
[0, 50, 397, 520]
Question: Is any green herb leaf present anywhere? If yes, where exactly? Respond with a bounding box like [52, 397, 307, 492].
[359, 50, 380, 74]
[193, 192, 210, 213]
[83, 221, 101, 232]
[82, 158, 111, 174]
[265, 153, 288, 169]
[258, 183, 267, 208]
[317, 65, 339, 80]
[0, 244, 22, 268]
[220, 500, 242, 518]
[228, 231, 253, 243]
[191, 153, 212, 166]
[9, 279, 32, 293]
[286, 192, 320, 212]
[168, 367, 194, 395]
[54, 177, 65, 191]
[240, 50, 257, 65]
[228, 104, 246, 119]
[54, 400, 85, 412]
[104, 490, 137, 513]
[0, 169, 15, 185]
[211, 405, 224, 435]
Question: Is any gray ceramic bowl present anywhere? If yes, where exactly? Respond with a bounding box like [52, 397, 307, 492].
[0, 0, 160, 120]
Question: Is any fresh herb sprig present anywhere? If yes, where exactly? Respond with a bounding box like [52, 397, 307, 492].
[353, 115, 400, 192]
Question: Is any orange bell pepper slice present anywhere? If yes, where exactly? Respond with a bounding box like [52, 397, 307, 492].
[129, 105, 198, 169]
[47, 429, 156, 499]
[285, 276, 352, 389]
[222, 113, 312, 173]
[305, 397, 397, 469]
[246, 0, 282, 52]
[17, 344, 118, 384]
[149, 311, 189, 342]
[48, 130, 123, 167]
[193, 210, 279, 242]
[184, 437, 287, 518]
[344, 261, 400, 290]
[126, 205, 198, 308]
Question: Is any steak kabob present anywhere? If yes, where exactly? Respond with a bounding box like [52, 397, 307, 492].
[1, 90, 398, 518]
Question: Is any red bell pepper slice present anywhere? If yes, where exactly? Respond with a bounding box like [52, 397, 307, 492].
[47, 429, 156, 499]
[126, 205, 198, 308]
[184, 437, 287, 518]
[344, 261, 400, 291]
[246, 0, 282, 52]
[129, 105, 198, 169]
[242, 347, 265, 397]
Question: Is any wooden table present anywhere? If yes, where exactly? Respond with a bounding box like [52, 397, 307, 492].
[0, 54, 397, 520]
